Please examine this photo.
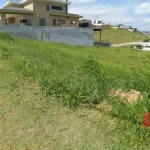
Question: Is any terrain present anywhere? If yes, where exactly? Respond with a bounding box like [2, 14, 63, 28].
[1, 31, 150, 149]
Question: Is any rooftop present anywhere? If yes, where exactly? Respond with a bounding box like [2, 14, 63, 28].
[1, 0, 71, 8]
[0, 7, 35, 13]
[1, 7, 32, 11]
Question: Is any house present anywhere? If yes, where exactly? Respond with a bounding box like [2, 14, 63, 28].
[91, 19, 110, 29]
[118, 24, 124, 28]
[91, 19, 103, 26]
[134, 42, 150, 51]
[0, 0, 82, 27]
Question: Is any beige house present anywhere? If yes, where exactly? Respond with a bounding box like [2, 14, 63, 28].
[0, 0, 82, 27]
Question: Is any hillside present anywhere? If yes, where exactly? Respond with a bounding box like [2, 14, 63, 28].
[1, 33, 150, 149]
[94, 28, 150, 44]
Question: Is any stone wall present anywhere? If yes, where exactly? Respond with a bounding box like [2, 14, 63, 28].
[0, 26, 94, 46]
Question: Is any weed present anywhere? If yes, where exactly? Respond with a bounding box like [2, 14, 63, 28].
[0, 31, 14, 41]
[84, 56, 110, 104]
[0, 45, 12, 60]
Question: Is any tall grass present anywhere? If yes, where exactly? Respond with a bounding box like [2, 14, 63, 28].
[85, 56, 109, 101]
[84, 57, 150, 148]
[0, 31, 14, 41]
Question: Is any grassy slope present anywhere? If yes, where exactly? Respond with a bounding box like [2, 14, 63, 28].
[0, 39, 118, 149]
[0, 64, 115, 149]
[94, 28, 150, 44]
[1, 34, 150, 149]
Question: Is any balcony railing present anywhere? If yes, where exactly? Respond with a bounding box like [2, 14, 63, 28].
[51, 0, 71, 4]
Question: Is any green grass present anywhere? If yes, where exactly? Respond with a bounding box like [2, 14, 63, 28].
[1, 32, 150, 149]
[0, 53, 118, 149]
[94, 28, 150, 44]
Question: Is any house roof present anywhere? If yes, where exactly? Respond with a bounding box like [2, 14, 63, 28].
[50, 12, 83, 18]
[0, 7, 34, 13]
[1, 0, 71, 8]
[1, 0, 32, 8]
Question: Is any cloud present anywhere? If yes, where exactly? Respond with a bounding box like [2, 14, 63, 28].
[69, 4, 134, 25]
[69, 5, 109, 16]
[135, 3, 150, 14]
[68, 0, 148, 30]
[142, 18, 150, 23]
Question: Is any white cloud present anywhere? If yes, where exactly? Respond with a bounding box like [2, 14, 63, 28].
[142, 18, 150, 23]
[68, 0, 149, 30]
[69, 4, 134, 25]
[69, 5, 109, 16]
[135, 3, 150, 14]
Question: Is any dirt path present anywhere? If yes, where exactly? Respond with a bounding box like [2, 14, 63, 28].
[112, 42, 141, 47]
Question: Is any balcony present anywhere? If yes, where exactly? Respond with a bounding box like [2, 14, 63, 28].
[50, 0, 71, 5]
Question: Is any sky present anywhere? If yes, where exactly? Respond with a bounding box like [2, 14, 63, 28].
[68, 0, 150, 31]
[0, 0, 150, 31]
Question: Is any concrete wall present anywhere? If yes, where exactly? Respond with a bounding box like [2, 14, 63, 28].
[0, 26, 93, 46]
[101, 24, 111, 30]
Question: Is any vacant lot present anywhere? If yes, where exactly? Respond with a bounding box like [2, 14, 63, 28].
[1, 32, 150, 149]
[94, 28, 150, 44]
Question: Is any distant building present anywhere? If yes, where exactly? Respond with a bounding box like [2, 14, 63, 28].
[91, 19, 103, 26]
[79, 18, 110, 29]
[118, 24, 124, 28]
[110, 24, 137, 32]
[134, 42, 150, 51]
[79, 19, 91, 27]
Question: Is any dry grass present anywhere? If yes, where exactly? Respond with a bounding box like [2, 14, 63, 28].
[94, 28, 150, 44]
[0, 60, 118, 150]
[111, 89, 143, 103]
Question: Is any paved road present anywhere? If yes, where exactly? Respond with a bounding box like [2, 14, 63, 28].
[112, 42, 141, 47]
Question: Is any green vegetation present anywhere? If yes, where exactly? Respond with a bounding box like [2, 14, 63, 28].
[1, 32, 150, 149]
[94, 28, 150, 44]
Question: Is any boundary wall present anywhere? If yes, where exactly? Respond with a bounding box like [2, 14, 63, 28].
[0, 26, 94, 46]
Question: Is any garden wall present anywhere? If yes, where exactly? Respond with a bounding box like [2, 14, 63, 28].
[0, 26, 94, 46]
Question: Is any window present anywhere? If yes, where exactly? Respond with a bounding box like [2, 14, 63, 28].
[46, 5, 49, 11]
[66, 5, 68, 14]
[57, 19, 65, 24]
[39, 18, 46, 26]
[20, 19, 31, 25]
[52, 6, 62, 10]
[98, 21, 102, 24]
[70, 20, 76, 25]
[20, 19, 31, 24]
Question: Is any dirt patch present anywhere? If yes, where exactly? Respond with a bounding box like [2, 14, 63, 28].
[111, 89, 143, 103]
[94, 101, 112, 113]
